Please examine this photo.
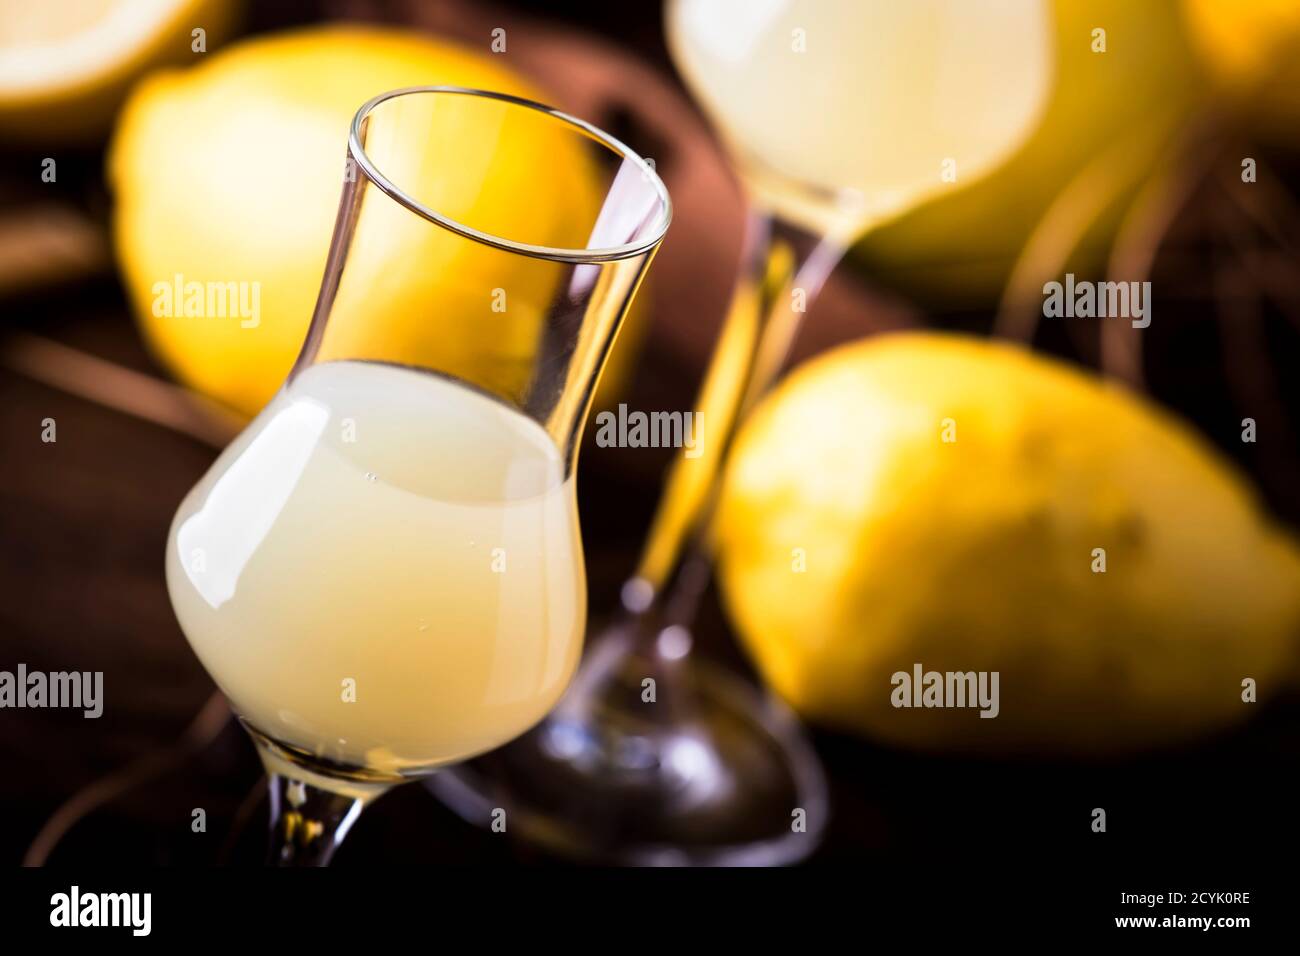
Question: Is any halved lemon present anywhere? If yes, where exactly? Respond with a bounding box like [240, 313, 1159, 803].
[0, 0, 239, 142]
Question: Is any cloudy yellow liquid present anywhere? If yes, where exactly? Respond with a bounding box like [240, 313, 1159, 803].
[667, 0, 1052, 237]
[166, 360, 584, 777]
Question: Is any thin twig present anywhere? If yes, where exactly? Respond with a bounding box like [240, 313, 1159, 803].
[24, 692, 232, 866]
[0, 333, 243, 448]
[1224, 161, 1300, 255]
[995, 113, 1182, 343]
[1102, 115, 1223, 388]
[1213, 200, 1300, 504]
[6, 335, 243, 865]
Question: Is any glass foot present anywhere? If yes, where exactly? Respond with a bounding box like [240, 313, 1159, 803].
[427, 615, 828, 865]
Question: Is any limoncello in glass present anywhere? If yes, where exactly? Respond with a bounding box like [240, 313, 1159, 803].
[667, 0, 1053, 237]
[166, 359, 583, 776]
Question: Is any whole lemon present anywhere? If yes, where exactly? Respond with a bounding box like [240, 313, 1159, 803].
[715, 333, 1300, 756]
[109, 25, 631, 418]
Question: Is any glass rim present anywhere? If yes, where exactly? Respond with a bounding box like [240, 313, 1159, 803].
[348, 85, 673, 264]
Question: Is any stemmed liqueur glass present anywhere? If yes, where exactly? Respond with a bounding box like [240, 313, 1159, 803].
[432, 1, 1054, 865]
[165, 87, 670, 865]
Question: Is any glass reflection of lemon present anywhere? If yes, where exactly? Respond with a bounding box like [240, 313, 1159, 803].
[110, 26, 639, 418]
[715, 333, 1300, 756]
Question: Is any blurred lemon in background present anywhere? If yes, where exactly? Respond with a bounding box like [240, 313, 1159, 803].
[1183, 0, 1300, 87]
[1183, 0, 1300, 139]
[109, 25, 641, 418]
[715, 334, 1300, 756]
[0, 0, 239, 142]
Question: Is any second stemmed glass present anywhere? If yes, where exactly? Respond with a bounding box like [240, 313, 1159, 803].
[432, 0, 1054, 865]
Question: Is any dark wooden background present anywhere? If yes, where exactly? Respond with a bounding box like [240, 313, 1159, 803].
[1, 0, 1297, 871]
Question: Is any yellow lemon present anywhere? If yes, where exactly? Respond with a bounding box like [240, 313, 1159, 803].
[715, 333, 1300, 756]
[1183, 0, 1300, 88]
[1183, 0, 1300, 139]
[109, 25, 638, 418]
[0, 0, 239, 142]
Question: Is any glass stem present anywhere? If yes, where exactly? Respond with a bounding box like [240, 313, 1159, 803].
[622, 211, 847, 634]
[255, 744, 388, 866]
[265, 774, 365, 866]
